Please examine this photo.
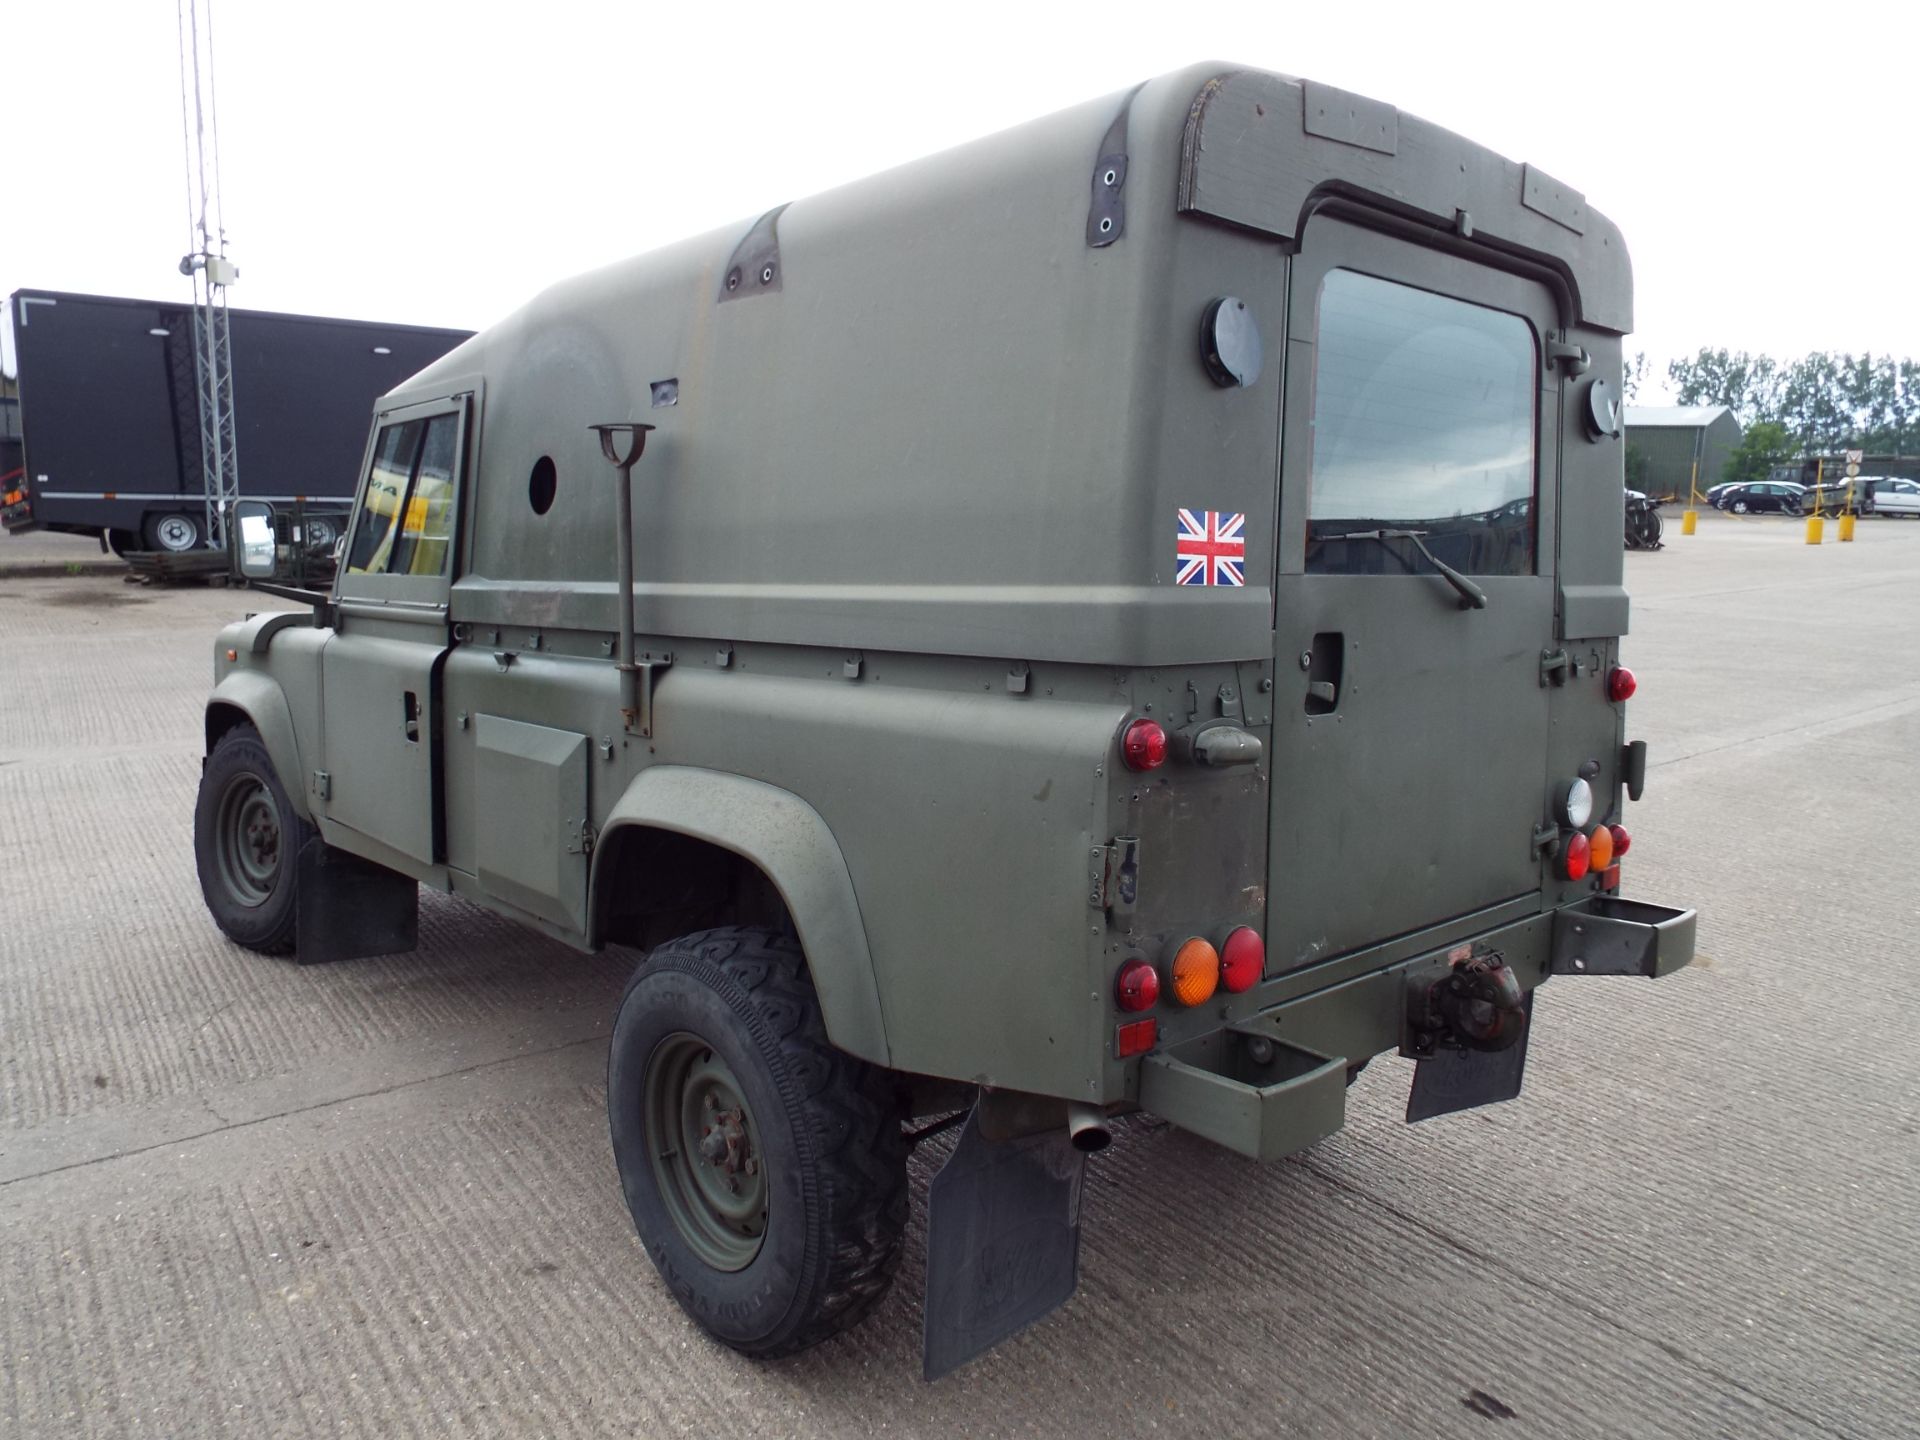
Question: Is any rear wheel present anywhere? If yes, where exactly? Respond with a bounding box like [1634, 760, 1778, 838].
[145, 511, 202, 553]
[193, 722, 312, 952]
[608, 926, 908, 1357]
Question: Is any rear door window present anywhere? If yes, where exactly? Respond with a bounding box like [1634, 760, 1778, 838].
[1306, 269, 1538, 577]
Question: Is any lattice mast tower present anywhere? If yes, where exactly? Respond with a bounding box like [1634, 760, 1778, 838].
[176, 0, 239, 550]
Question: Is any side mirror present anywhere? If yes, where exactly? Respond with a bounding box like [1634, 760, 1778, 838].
[235, 501, 278, 579]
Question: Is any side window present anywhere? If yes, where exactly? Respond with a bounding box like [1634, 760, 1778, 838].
[346, 411, 460, 578]
[390, 416, 458, 576]
[347, 419, 424, 574]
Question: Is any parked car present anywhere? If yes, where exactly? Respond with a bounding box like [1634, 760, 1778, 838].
[1703, 482, 1738, 507]
[1714, 481, 1805, 515]
[1866, 477, 1920, 517]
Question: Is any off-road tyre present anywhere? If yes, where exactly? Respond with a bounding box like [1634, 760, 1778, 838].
[193, 722, 312, 953]
[608, 926, 908, 1358]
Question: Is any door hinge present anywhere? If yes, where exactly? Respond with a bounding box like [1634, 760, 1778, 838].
[1545, 337, 1591, 374]
[1539, 648, 1571, 687]
[567, 820, 597, 856]
[312, 770, 332, 802]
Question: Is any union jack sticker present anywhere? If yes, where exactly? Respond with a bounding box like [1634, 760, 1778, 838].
[1175, 508, 1246, 586]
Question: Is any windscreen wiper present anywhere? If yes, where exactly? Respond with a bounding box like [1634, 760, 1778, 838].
[1323, 528, 1488, 610]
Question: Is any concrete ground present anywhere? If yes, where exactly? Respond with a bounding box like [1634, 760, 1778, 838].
[1, 509, 1915, 1438]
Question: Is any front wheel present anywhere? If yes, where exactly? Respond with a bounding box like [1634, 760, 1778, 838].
[193, 722, 312, 952]
[1732, 500, 1749, 514]
[608, 927, 908, 1357]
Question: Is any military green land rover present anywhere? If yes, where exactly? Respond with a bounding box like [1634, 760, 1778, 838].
[195, 63, 1695, 1377]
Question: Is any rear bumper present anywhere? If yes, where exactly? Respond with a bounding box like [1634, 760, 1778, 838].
[1137, 893, 1696, 1161]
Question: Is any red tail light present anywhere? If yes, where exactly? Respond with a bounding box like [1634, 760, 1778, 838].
[1607, 665, 1637, 702]
[1608, 823, 1631, 857]
[1114, 957, 1159, 1012]
[1563, 830, 1591, 881]
[1122, 718, 1168, 771]
[1220, 927, 1263, 992]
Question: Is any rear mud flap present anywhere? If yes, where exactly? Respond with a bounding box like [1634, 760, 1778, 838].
[1407, 993, 1534, 1123]
[922, 1106, 1086, 1381]
[294, 836, 419, 964]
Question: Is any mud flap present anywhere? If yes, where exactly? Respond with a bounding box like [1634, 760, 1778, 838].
[294, 835, 418, 964]
[1406, 992, 1535, 1123]
[922, 1106, 1086, 1381]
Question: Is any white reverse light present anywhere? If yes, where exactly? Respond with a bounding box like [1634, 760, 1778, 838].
[1561, 777, 1594, 829]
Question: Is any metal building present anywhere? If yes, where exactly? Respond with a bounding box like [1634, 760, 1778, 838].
[1623, 405, 1743, 501]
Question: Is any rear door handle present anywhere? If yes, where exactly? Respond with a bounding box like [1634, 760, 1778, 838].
[1306, 681, 1337, 706]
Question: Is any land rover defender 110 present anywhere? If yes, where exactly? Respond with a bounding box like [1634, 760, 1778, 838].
[195, 63, 1695, 1377]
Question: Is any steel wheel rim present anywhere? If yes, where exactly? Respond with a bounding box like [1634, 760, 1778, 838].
[155, 515, 198, 551]
[644, 1031, 768, 1271]
[215, 771, 281, 907]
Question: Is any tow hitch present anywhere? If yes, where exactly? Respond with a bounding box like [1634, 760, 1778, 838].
[1404, 951, 1534, 1122]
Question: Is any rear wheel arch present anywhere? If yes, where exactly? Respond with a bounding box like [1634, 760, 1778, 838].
[591, 768, 890, 1067]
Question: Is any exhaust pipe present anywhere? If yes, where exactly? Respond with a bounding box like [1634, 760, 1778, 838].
[1066, 1103, 1111, 1153]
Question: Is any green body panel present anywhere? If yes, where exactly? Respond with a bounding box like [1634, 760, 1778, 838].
[473, 714, 590, 931]
[202, 64, 1687, 1131]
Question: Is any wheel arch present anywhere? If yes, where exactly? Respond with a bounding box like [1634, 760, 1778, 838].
[592, 767, 889, 1067]
[206, 670, 313, 823]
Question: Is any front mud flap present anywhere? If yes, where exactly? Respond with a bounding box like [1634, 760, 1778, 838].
[922, 1106, 1085, 1381]
[294, 836, 419, 964]
[1407, 992, 1534, 1123]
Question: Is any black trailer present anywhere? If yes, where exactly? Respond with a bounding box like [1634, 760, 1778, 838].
[2, 290, 471, 553]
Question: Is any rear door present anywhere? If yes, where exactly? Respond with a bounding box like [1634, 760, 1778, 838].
[318, 394, 470, 867]
[1268, 218, 1562, 971]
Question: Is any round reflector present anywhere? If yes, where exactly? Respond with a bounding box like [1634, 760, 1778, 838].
[1115, 958, 1159, 1012]
[1607, 665, 1637, 703]
[1563, 830, 1591, 881]
[1561, 777, 1594, 829]
[1122, 718, 1168, 772]
[1170, 937, 1220, 1007]
[1220, 927, 1263, 993]
[1608, 823, 1632, 857]
[1587, 824, 1615, 870]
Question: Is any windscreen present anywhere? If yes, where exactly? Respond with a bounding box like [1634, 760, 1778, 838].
[1305, 269, 1538, 577]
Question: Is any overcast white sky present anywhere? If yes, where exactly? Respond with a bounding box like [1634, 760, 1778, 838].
[3, 0, 1913, 399]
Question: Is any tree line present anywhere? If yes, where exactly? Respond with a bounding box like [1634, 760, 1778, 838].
[1632, 349, 1919, 457]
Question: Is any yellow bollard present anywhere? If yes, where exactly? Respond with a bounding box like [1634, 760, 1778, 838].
[1805, 514, 1824, 545]
[1839, 512, 1855, 542]
[1681, 508, 1698, 536]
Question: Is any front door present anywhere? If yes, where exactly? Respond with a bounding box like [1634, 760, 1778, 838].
[1268, 218, 1562, 972]
[319, 393, 470, 869]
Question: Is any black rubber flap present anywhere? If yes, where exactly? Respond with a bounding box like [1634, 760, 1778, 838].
[1406, 993, 1534, 1122]
[922, 1107, 1085, 1380]
[295, 835, 419, 965]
